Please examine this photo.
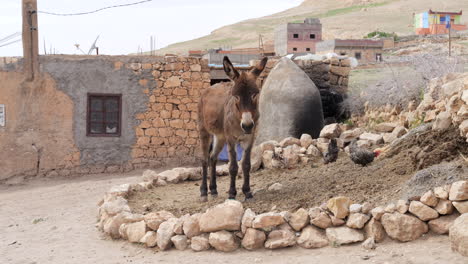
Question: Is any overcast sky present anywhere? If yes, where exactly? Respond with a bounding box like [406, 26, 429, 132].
[0, 0, 303, 56]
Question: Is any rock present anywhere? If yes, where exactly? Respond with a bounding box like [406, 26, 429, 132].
[182, 214, 202, 239]
[308, 207, 322, 219]
[119, 223, 129, 240]
[103, 212, 144, 239]
[361, 237, 376, 250]
[435, 199, 454, 215]
[171, 235, 188, 250]
[362, 202, 373, 214]
[107, 184, 130, 197]
[311, 212, 332, 229]
[264, 229, 296, 249]
[241, 228, 266, 250]
[449, 181, 468, 201]
[142, 169, 159, 182]
[297, 225, 328, 249]
[279, 137, 301, 148]
[453, 201, 468, 214]
[268, 183, 283, 192]
[392, 126, 408, 138]
[356, 139, 371, 148]
[186, 167, 202, 181]
[126, 221, 148, 243]
[370, 207, 385, 220]
[289, 208, 309, 231]
[209, 231, 239, 252]
[346, 213, 370, 229]
[157, 218, 178, 250]
[449, 213, 468, 256]
[331, 215, 346, 226]
[173, 215, 189, 235]
[300, 134, 314, 148]
[381, 213, 428, 242]
[327, 196, 351, 219]
[421, 190, 439, 207]
[216, 164, 229, 176]
[241, 209, 256, 234]
[282, 146, 300, 167]
[374, 123, 397, 133]
[144, 211, 175, 231]
[340, 128, 364, 143]
[158, 170, 182, 184]
[383, 133, 397, 144]
[359, 133, 383, 145]
[384, 203, 396, 213]
[191, 234, 210, 251]
[262, 150, 274, 169]
[171, 167, 191, 181]
[442, 78, 464, 98]
[432, 112, 452, 130]
[396, 200, 408, 214]
[252, 212, 285, 229]
[250, 146, 263, 172]
[259, 140, 277, 152]
[306, 144, 322, 157]
[326, 226, 364, 245]
[434, 186, 449, 200]
[101, 196, 131, 216]
[320, 123, 342, 139]
[428, 214, 460, 235]
[140, 231, 158, 247]
[257, 57, 324, 143]
[199, 200, 244, 232]
[349, 204, 363, 214]
[364, 218, 386, 243]
[409, 201, 439, 221]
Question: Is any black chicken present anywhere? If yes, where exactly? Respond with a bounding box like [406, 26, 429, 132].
[349, 140, 380, 166]
[323, 138, 339, 164]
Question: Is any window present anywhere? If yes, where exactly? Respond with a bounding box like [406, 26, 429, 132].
[306, 48, 311, 52]
[376, 53, 382, 62]
[340, 52, 347, 55]
[310, 34, 315, 39]
[87, 94, 122, 137]
[293, 33, 299, 38]
[293, 47, 298, 51]
[355, 52, 361, 59]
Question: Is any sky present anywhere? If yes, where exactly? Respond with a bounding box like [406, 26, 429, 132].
[0, 0, 303, 56]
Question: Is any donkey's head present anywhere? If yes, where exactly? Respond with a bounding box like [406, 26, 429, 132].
[223, 56, 268, 134]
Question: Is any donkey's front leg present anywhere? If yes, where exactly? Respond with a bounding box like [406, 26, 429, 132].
[227, 142, 238, 199]
[241, 146, 253, 200]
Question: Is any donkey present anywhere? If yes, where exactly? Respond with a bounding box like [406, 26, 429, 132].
[197, 56, 268, 202]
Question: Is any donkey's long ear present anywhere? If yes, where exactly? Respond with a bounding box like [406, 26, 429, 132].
[223, 56, 240, 81]
[250, 57, 268, 78]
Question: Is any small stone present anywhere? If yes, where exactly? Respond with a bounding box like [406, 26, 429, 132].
[349, 204, 363, 214]
[359, 133, 383, 145]
[381, 213, 428, 242]
[101, 196, 130, 216]
[183, 213, 202, 238]
[434, 186, 449, 200]
[173, 215, 189, 235]
[384, 203, 396, 213]
[191, 234, 210, 251]
[374, 122, 397, 133]
[311, 212, 332, 229]
[326, 226, 364, 245]
[449, 181, 468, 201]
[453, 201, 468, 214]
[370, 207, 385, 221]
[252, 212, 285, 229]
[364, 218, 386, 243]
[300, 134, 314, 148]
[361, 237, 376, 250]
[396, 200, 408, 214]
[327, 196, 351, 219]
[264, 230, 296, 249]
[320, 123, 342, 139]
[140, 231, 158, 247]
[435, 199, 454, 215]
[268, 183, 283, 192]
[297, 225, 328, 249]
[428, 214, 460, 235]
[279, 137, 301, 148]
[449, 213, 468, 256]
[199, 200, 244, 232]
[346, 213, 370, 229]
[331, 215, 346, 226]
[420, 190, 439, 207]
[432, 111, 452, 131]
[362, 203, 373, 214]
[241, 228, 266, 250]
[126, 221, 148, 243]
[209, 231, 239, 252]
[157, 218, 178, 250]
[171, 235, 188, 250]
[241, 209, 256, 234]
[144, 211, 175, 231]
[289, 208, 310, 231]
[409, 201, 439, 221]
[308, 207, 322, 219]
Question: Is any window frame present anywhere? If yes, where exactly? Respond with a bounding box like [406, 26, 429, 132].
[293, 33, 299, 39]
[355, 52, 362, 60]
[292, 47, 298, 51]
[306, 48, 311, 52]
[86, 93, 122, 137]
[310, 34, 315, 39]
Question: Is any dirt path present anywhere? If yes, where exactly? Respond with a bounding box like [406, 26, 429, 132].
[0, 172, 466, 264]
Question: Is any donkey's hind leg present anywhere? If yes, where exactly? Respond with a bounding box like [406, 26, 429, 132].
[199, 129, 212, 202]
[209, 135, 225, 198]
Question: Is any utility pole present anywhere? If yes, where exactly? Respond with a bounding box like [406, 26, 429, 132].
[22, 0, 39, 81]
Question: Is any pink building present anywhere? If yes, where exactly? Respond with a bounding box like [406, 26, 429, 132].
[274, 18, 323, 56]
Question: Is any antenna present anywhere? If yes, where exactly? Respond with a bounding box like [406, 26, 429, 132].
[88, 35, 100, 55]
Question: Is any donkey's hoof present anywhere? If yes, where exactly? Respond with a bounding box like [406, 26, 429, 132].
[244, 193, 254, 201]
[200, 196, 208, 202]
[211, 194, 218, 199]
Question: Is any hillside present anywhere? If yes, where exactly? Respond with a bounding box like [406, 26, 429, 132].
[154, 0, 468, 55]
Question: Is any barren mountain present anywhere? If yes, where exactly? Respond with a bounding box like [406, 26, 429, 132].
[155, 0, 468, 55]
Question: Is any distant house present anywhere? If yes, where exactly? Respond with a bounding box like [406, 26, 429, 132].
[316, 39, 385, 63]
[414, 10, 467, 35]
[274, 18, 323, 56]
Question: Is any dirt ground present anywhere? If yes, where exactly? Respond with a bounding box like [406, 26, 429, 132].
[1, 171, 467, 264]
[129, 127, 468, 216]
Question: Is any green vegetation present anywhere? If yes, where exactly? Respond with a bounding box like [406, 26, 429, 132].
[364, 31, 398, 41]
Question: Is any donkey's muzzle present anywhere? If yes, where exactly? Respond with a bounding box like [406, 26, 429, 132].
[241, 122, 254, 134]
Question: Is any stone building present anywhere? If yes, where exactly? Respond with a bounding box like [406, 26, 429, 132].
[316, 39, 384, 63]
[274, 18, 323, 56]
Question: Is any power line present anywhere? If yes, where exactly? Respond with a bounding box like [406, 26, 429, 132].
[0, 32, 21, 44]
[0, 39, 22, 48]
[37, 0, 153, 16]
